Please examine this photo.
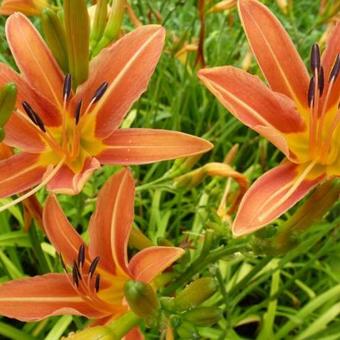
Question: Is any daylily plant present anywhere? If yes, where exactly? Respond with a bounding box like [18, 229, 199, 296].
[0, 0, 48, 15]
[0, 168, 184, 330]
[199, 0, 339, 236]
[0, 13, 212, 209]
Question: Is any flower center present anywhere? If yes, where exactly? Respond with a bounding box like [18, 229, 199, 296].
[307, 45, 339, 166]
[21, 75, 107, 172]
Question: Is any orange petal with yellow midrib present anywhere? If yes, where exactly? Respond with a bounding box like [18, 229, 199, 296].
[238, 0, 310, 109]
[97, 129, 213, 165]
[0, 274, 106, 321]
[0, 153, 46, 198]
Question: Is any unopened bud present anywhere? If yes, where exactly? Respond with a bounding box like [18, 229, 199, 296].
[41, 9, 68, 73]
[183, 306, 223, 326]
[276, 0, 288, 14]
[89, 0, 108, 53]
[208, 0, 237, 13]
[174, 277, 217, 310]
[64, 0, 90, 88]
[0, 83, 17, 141]
[124, 280, 160, 319]
[92, 0, 125, 56]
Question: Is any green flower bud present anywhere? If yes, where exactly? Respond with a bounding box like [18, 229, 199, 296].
[124, 280, 160, 319]
[90, 0, 108, 53]
[174, 277, 217, 311]
[183, 307, 223, 326]
[64, 0, 89, 88]
[41, 8, 68, 73]
[92, 0, 125, 56]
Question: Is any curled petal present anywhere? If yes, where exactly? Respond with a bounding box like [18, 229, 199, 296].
[128, 246, 185, 283]
[0, 274, 105, 321]
[43, 195, 89, 267]
[89, 168, 134, 276]
[198, 67, 303, 157]
[0, 0, 48, 16]
[238, 0, 309, 108]
[97, 129, 213, 165]
[6, 13, 64, 110]
[232, 162, 324, 236]
[46, 158, 100, 195]
[72, 25, 165, 138]
[0, 153, 46, 198]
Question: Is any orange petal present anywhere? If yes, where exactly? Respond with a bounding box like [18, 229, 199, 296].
[198, 67, 304, 157]
[321, 22, 340, 112]
[128, 246, 184, 283]
[0, 0, 47, 16]
[43, 195, 89, 267]
[0, 153, 46, 198]
[46, 158, 101, 195]
[0, 274, 105, 321]
[0, 63, 60, 128]
[72, 25, 165, 139]
[125, 327, 144, 340]
[238, 0, 309, 108]
[4, 112, 45, 153]
[97, 129, 213, 165]
[232, 162, 324, 236]
[6, 13, 64, 110]
[89, 168, 134, 276]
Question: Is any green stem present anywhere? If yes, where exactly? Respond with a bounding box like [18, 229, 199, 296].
[107, 312, 142, 339]
[163, 244, 247, 295]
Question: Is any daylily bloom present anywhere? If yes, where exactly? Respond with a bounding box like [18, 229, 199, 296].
[0, 13, 212, 209]
[0, 168, 184, 329]
[199, 0, 340, 236]
[0, 0, 48, 15]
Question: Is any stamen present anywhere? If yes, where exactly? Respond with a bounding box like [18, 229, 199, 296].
[73, 261, 82, 281]
[92, 82, 109, 103]
[308, 76, 315, 107]
[77, 244, 86, 268]
[72, 264, 80, 287]
[0, 158, 65, 213]
[74, 100, 82, 125]
[22, 101, 46, 132]
[89, 256, 100, 278]
[310, 44, 320, 72]
[63, 74, 72, 102]
[329, 54, 340, 82]
[318, 67, 324, 97]
[95, 274, 101, 292]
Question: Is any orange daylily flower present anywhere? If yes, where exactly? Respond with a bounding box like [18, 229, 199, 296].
[0, 168, 184, 326]
[199, 0, 340, 236]
[0, 0, 48, 15]
[0, 13, 212, 208]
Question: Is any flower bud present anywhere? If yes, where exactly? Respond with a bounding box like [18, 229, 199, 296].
[183, 306, 223, 326]
[64, 0, 90, 88]
[0, 83, 16, 141]
[90, 0, 108, 53]
[124, 280, 160, 319]
[174, 277, 217, 310]
[41, 8, 68, 73]
[208, 0, 237, 13]
[92, 0, 125, 56]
